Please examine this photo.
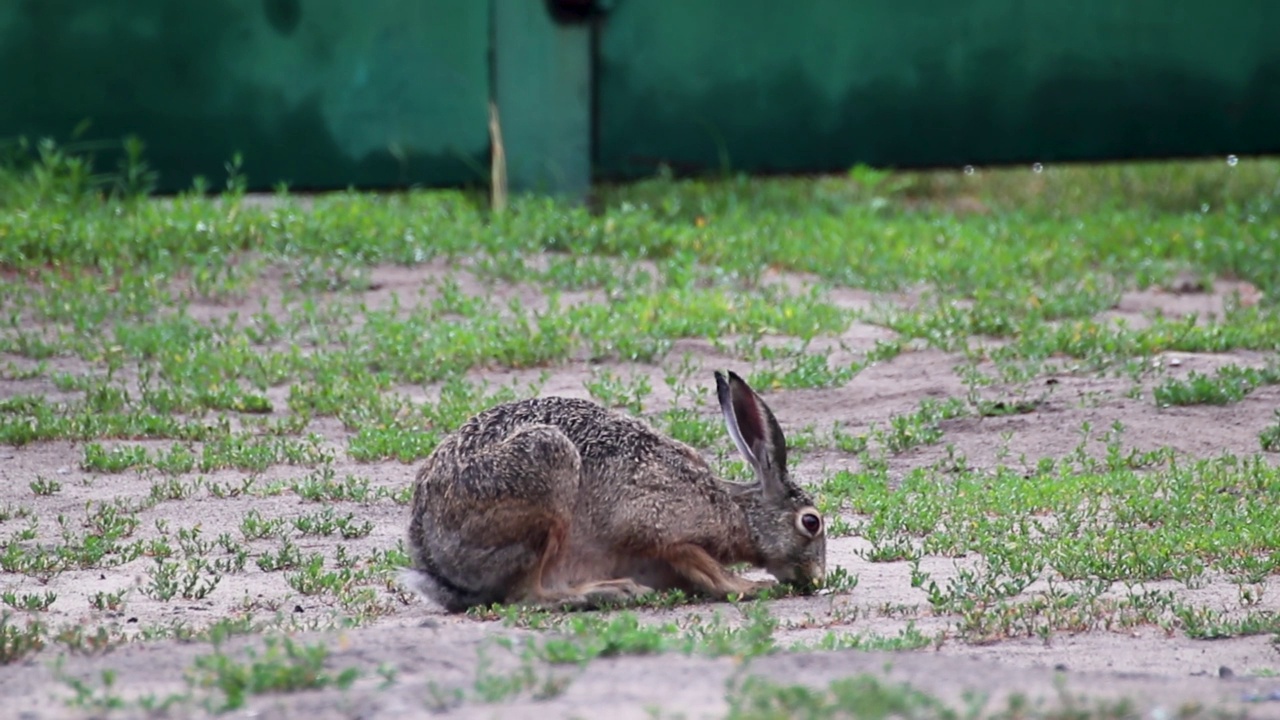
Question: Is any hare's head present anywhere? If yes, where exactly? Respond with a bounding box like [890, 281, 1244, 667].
[715, 371, 826, 590]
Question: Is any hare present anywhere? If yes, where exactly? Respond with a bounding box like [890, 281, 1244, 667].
[403, 370, 826, 613]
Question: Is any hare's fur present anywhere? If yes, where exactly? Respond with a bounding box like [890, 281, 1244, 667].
[404, 372, 825, 612]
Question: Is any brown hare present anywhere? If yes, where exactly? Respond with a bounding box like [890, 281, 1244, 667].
[403, 370, 826, 612]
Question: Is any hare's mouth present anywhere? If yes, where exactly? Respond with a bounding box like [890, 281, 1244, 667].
[791, 561, 828, 590]
[767, 563, 824, 593]
[794, 578, 825, 595]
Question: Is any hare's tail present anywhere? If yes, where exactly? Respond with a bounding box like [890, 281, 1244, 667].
[400, 548, 495, 614]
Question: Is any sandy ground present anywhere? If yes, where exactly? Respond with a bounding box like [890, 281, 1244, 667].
[2, 263, 1280, 718]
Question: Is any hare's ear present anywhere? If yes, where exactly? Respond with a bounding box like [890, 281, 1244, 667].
[715, 370, 789, 500]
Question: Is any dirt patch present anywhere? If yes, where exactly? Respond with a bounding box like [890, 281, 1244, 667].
[4, 623, 1278, 719]
[3, 263, 1280, 718]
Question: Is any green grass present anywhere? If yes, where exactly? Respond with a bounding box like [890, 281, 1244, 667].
[1261, 410, 1280, 452]
[723, 673, 1196, 720]
[188, 635, 361, 712]
[3, 140, 1280, 713]
[1152, 363, 1280, 407]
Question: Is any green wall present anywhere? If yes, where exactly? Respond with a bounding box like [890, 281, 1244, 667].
[3, 1, 1278, 192]
[0, 1, 489, 191]
[596, 0, 1280, 177]
[493, 1, 592, 198]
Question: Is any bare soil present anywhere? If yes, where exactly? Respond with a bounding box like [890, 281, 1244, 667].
[3, 264, 1280, 718]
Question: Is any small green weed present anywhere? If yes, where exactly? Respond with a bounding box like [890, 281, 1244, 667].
[2, 590, 56, 612]
[29, 476, 61, 496]
[188, 636, 360, 712]
[1153, 364, 1280, 407]
[0, 612, 45, 665]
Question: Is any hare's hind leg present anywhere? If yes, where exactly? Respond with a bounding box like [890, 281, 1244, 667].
[421, 424, 584, 610]
[422, 423, 651, 612]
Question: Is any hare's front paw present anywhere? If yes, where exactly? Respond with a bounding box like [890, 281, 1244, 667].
[539, 578, 654, 611]
[727, 578, 776, 599]
[583, 578, 654, 605]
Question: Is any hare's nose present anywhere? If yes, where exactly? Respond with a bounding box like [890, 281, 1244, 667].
[808, 561, 826, 584]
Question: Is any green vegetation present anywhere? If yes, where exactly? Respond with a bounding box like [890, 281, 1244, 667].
[1152, 363, 1280, 407]
[187, 636, 361, 712]
[2, 140, 1279, 714]
[723, 674, 1198, 720]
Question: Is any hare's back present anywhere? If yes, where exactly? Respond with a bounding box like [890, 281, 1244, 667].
[446, 396, 649, 451]
[449, 396, 700, 470]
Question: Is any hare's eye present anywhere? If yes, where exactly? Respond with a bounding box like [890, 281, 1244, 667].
[799, 512, 822, 536]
